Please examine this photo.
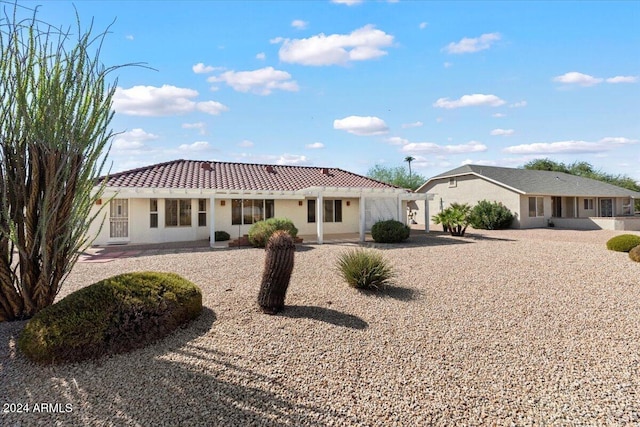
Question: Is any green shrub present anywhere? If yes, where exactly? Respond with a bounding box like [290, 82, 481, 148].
[469, 200, 514, 230]
[336, 248, 394, 290]
[606, 234, 640, 252]
[214, 231, 230, 241]
[629, 245, 640, 262]
[18, 272, 202, 364]
[371, 219, 410, 243]
[432, 203, 472, 236]
[248, 218, 298, 248]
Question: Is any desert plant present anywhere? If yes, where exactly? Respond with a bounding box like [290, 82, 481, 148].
[469, 200, 514, 230]
[18, 272, 202, 364]
[214, 231, 230, 241]
[336, 248, 394, 290]
[0, 6, 125, 321]
[629, 245, 640, 262]
[257, 231, 295, 314]
[248, 217, 298, 248]
[432, 203, 472, 236]
[371, 219, 410, 243]
[606, 234, 640, 252]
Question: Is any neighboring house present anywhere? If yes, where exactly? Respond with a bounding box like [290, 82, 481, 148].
[88, 160, 426, 246]
[415, 164, 640, 231]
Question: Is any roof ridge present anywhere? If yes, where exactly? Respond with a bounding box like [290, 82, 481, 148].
[100, 159, 187, 180]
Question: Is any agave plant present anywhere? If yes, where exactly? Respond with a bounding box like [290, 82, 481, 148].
[432, 203, 472, 236]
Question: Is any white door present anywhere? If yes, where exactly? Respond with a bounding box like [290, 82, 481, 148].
[365, 198, 398, 230]
[109, 199, 129, 241]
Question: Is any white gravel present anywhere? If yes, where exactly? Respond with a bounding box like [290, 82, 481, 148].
[2, 228, 640, 426]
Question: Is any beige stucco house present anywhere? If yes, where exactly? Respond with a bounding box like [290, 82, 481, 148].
[88, 160, 427, 247]
[414, 165, 640, 231]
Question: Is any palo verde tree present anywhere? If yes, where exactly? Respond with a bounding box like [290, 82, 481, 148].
[0, 5, 117, 321]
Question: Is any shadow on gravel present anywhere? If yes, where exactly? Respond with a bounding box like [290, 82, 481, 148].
[2, 305, 361, 426]
[279, 305, 369, 330]
[359, 285, 420, 302]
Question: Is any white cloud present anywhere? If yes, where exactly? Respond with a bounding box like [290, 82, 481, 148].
[276, 24, 394, 66]
[291, 19, 308, 29]
[331, 0, 363, 5]
[196, 100, 229, 115]
[256, 52, 266, 60]
[492, 113, 506, 118]
[553, 72, 603, 86]
[510, 101, 527, 108]
[238, 140, 254, 148]
[503, 137, 637, 154]
[401, 121, 423, 129]
[433, 94, 506, 109]
[277, 154, 310, 165]
[125, 35, 134, 41]
[419, 22, 428, 30]
[606, 75, 638, 84]
[182, 122, 207, 135]
[208, 67, 299, 95]
[192, 63, 217, 74]
[401, 140, 488, 154]
[386, 136, 409, 145]
[333, 115, 389, 136]
[113, 85, 228, 117]
[443, 62, 453, 68]
[179, 141, 212, 152]
[112, 128, 158, 151]
[490, 128, 514, 136]
[306, 142, 325, 149]
[443, 32, 501, 54]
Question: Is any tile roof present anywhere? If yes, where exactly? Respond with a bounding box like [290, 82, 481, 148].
[423, 164, 640, 197]
[99, 159, 401, 191]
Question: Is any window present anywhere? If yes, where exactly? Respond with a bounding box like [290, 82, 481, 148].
[198, 199, 206, 227]
[528, 197, 544, 217]
[308, 199, 342, 223]
[150, 199, 158, 228]
[231, 199, 274, 225]
[449, 177, 457, 187]
[583, 198, 594, 210]
[165, 199, 192, 227]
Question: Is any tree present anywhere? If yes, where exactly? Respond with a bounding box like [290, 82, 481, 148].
[367, 164, 426, 191]
[404, 156, 415, 178]
[0, 5, 117, 321]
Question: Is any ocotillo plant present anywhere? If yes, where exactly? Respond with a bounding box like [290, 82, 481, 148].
[257, 230, 295, 314]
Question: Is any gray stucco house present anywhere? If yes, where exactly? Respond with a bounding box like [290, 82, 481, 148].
[415, 165, 640, 231]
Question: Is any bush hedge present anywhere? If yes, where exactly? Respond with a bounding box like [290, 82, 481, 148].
[371, 219, 410, 243]
[629, 245, 640, 262]
[336, 248, 394, 290]
[469, 200, 514, 230]
[606, 234, 640, 252]
[18, 272, 202, 364]
[248, 218, 298, 248]
[214, 231, 230, 241]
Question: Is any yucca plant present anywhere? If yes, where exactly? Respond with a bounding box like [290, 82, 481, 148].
[336, 248, 394, 290]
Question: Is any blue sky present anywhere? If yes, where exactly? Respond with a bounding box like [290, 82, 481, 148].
[16, 0, 640, 181]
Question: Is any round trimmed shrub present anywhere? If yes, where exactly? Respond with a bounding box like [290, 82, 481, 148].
[371, 219, 410, 243]
[469, 200, 514, 230]
[18, 272, 202, 364]
[629, 245, 640, 262]
[606, 234, 640, 252]
[248, 217, 298, 248]
[337, 248, 394, 290]
[214, 231, 230, 241]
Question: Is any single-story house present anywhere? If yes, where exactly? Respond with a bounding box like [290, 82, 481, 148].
[88, 159, 428, 247]
[414, 164, 640, 231]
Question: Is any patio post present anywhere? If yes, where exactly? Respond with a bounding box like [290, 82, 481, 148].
[424, 196, 430, 232]
[209, 194, 216, 248]
[359, 195, 366, 242]
[316, 193, 324, 244]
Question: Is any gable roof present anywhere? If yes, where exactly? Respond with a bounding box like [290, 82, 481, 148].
[419, 164, 640, 197]
[99, 159, 401, 192]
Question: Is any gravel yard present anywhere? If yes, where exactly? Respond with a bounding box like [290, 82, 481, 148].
[2, 228, 640, 426]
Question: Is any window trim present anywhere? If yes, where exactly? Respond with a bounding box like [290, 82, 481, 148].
[528, 196, 544, 218]
[150, 199, 158, 228]
[231, 198, 275, 225]
[165, 198, 192, 227]
[448, 177, 457, 188]
[308, 199, 342, 223]
[583, 198, 594, 210]
[198, 199, 207, 227]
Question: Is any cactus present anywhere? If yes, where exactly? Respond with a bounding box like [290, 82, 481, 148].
[257, 230, 296, 314]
